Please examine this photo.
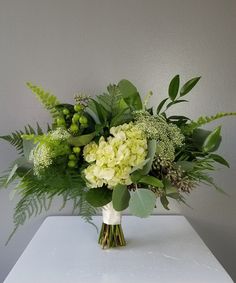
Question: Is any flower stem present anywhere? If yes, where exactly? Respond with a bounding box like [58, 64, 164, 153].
[98, 223, 126, 249]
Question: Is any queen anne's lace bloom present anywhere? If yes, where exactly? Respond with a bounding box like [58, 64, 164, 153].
[83, 123, 147, 188]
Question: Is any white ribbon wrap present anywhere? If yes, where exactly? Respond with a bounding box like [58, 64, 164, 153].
[102, 202, 121, 225]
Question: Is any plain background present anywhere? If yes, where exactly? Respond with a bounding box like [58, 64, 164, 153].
[0, 0, 235, 282]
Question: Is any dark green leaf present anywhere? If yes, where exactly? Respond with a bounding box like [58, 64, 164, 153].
[129, 189, 156, 217]
[112, 184, 130, 211]
[208, 154, 230, 168]
[160, 195, 170, 210]
[180, 77, 201, 97]
[203, 126, 222, 152]
[166, 100, 188, 109]
[156, 98, 169, 114]
[168, 115, 190, 121]
[86, 187, 112, 207]
[168, 75, 180, 101]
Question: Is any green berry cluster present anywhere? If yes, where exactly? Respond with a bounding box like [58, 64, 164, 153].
[67, 146, 81, 168]
[56, 103, 89, 134]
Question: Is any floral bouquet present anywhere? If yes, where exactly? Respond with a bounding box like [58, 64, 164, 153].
[1, 76, 235, 248]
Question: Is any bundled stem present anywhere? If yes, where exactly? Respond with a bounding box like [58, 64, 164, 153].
[98, 223, 126, 249]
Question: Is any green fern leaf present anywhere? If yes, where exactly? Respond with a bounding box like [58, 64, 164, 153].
[26, 82, 60, 118]
[183, 112, 236, 134]
[0, 124, 44, 153]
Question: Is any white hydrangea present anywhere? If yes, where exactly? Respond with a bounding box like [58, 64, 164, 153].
[83, 123, 147, 188]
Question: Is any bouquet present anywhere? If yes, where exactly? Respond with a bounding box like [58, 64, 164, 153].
[1, 75, 235, 248]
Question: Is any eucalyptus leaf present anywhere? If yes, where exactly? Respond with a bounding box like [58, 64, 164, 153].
[180, 77, 201, 97]
[86, 187, 112, 207]
[68, 132, 96, 147]
[118, 79, 142, 110]
[112, 184, 130, 211]
[168, 75, 180, 101]
[140, 140, 156, 175]
[129, 189, 156, 217]
[130, 158, 150, 173]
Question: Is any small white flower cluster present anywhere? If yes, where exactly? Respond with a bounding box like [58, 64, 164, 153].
[33, 128, 70, 175]
[83, 123, 147, 188]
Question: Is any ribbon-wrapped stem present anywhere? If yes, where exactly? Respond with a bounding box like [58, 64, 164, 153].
[98, 202, 126, 249]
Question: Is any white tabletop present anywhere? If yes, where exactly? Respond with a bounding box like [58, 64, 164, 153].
[3, 215, 233, 283]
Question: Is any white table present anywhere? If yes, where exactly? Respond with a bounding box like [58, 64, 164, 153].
[3, 216, 233, 283]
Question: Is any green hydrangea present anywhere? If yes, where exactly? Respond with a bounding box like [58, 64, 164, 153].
[83, 122, 147, 188]
[133, 110, 184, 162]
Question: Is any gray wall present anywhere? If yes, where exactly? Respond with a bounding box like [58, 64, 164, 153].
[0, 0, 235, 281]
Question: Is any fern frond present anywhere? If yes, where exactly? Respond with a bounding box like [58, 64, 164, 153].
[6, 193, 52, 245]
[0, 131, 24, 153]
[26, 82, 60, 118]
[96, 84, 125, 115]
[0, 124, 44, 153]
[183, 112, 236, 134]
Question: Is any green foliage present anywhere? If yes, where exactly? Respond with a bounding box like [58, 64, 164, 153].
[202, 126, 221, 152]
[26, 82, 60, 118]
[118, 79, 143, 110]
[129, 189, 156, 217]
[5, 165, 97, 243]
[6, 193, 52, 244]
[68, 132, 96, 147]
[168, 75, 180, 101]
[87, 83, 133, 129]
[112, 184, 130, 211]
[140, 140, 157, 175]
[0, 123, 44, 154]
[183, 112, 236, 134]
[156, 75, 201, 115]
[86, 187, 112, 207]
[180, 77, 201, 97]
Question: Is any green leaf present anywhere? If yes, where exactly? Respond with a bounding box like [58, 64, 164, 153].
[6, 164, 18, 186]
[118, 79, 142, 110]
[202, 126, 222, 152]
[180, 76, 201, 97]
[208, 154, 230, 168]
[166, 99, 188, 109]
[112, 184, 130, 211]
[156, 98, 168, 114]
[88, 99, 109, 124]
[129, 189, 156, 217]
[140, 140, 156, 175]
[68, 132, 96, 147]
[110, 108, 133, 127]
[86, 187, 112, 207]
[160, 195, 170, 210]
[130, 158, 150, 173]
[138, 175, 164, 188]
[176, 161, 195, 171]
[168, 75, 180, 101]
